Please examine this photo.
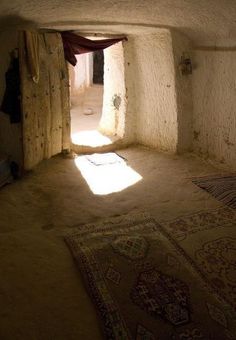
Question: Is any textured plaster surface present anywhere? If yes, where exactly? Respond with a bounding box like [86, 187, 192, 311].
[192, 50, 236, 169]
[0, 30, 23, 165]
[171, 31, 193, 153]
[133, 31, 178, 152]
[99, 42, 126, 139]
[0, 1, 235, 45]
[71, 31, 193, 152]
[122, 37, 137, 143]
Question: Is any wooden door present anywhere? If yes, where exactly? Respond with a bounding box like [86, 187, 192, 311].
[19, 31, 70, 170]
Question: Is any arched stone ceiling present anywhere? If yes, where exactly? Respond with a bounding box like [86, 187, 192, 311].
[0, 0, 235, 45]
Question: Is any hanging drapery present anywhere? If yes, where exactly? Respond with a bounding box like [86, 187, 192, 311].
[19, 31, 70, 170]
[1, 54, 21, 123]
[61, 31, 127, 66]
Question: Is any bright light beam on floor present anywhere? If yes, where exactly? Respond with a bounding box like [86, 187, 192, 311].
[74, 154, 143, 195]
[72, 130, 112, 147]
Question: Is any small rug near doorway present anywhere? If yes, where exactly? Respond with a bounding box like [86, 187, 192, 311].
[85, 152, 125, 166]
[65, 213, 236, 339]
[192, 174, 236, 209]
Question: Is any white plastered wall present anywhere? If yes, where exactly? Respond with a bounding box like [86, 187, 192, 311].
[0, 30, 23, 165]
[99, 42, 127, 139]
[171, 31, 193, 153]
[99, 30, 193, 152]
[132, 31, 178, 152]
[122, 36, 137, 143]
[192, 49, 236, 169]
[99, 39, 137, 144]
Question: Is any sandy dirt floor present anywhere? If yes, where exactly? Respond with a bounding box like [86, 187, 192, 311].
[71, 85, 104, 144]
[0, 146, 225, 339]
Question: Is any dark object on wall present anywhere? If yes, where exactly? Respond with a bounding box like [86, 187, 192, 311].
[93, 50, 104, 84]
[0, 157, 21, 189]
[10, 161, 20, 179]
[112, 94, 122, 110]
[61, 32, 127, 66]
[1, 56, 21, 123]
[179, 54, 192, 75]
[0, 156, 13, 188]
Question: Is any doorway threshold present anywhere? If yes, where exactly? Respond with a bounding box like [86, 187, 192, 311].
[71, 132, 126, 154]
[71, 129, 113, 147]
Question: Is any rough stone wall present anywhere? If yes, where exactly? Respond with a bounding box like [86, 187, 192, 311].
[99, 38, 137, 144]
[133, 31, 178, 152]
[2, 0, 234, 47]
[192, 50, 236, 169]
[122, 36, 137, 143]
[0, 30, 23, 165]
[171, 31, 193, 153]
[99, 42, 127, 139]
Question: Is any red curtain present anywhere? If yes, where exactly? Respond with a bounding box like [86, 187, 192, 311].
[61, 31, 127, 66]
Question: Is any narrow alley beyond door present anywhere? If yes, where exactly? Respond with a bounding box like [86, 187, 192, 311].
[70, 50, 113, 148]
[70, 84, 112, 146]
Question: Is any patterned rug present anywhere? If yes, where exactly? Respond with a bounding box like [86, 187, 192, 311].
[65, 213, 236, 339]
[161, 206, 236, 312]
[192, 175, 236, 208]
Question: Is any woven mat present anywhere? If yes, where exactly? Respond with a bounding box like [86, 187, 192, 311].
[65, 212, 236, 339]
[85, 153, 125, 166]
[192, 175, 236, 208]
[161, 206, 236, 310]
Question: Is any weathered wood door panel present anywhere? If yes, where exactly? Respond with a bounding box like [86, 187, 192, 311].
[19, 31, 70, 170]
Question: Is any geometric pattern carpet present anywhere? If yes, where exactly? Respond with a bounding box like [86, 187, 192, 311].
[161, 206, 236, 311]
[192, 175, 236, 209]
[65, 211, 236, 339]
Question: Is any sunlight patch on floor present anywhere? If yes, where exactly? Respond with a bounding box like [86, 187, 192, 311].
[71, 130, 112, 147]
[74, 153, 143, 195]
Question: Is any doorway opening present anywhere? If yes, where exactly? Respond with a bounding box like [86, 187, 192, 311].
[70, 50, 107, 147]
[69, 41, 126, 150]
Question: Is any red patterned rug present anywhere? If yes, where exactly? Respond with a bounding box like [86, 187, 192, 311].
[65, 213, 236, 339]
